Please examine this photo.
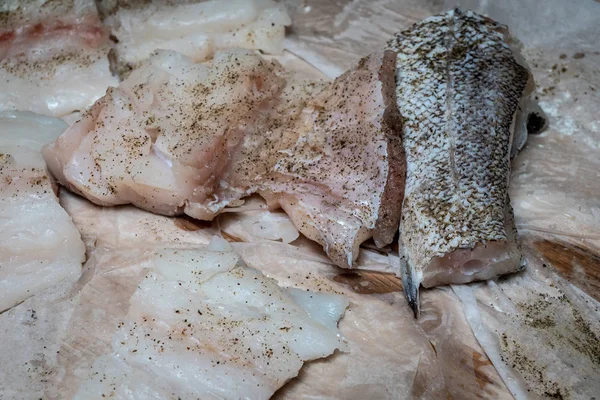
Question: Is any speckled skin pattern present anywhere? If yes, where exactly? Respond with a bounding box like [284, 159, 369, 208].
[387, 9, 530, 312]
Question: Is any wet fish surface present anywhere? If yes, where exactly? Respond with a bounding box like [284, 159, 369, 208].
[0, 111, 85, 312]
[43, 48, 404, 270]
[43, 49, 287, 219]
[98, 0, 291, 78]
[387, 9, 532, 315]
[0, 0, 117, 117]
[259, 50, 405, 268]
[73, 237, 348, 399]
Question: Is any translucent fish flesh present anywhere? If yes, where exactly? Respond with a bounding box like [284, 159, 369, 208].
[43, 49, 404, 270]
[0, 0, 118, 116]
[0, 111, 85, 312]
[73, 238, 347, 399]
[100, 0, 291, 77]
[259, 50, 405, 268]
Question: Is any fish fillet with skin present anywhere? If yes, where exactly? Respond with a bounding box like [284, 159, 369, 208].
[387, 9, 532, 315]
[0, 0, 118, 117]
[0, 111, 85, 312]
[99, 0, 291, 77]
[73, 237, 348, 399]
[259, 50, 405, 268]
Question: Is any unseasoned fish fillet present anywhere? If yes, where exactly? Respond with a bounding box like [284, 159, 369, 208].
[100, 0, 291, 77]
[260, 50, 405, 268]
[387, 9, 531, 315]
[73, 237, 347, 399]
[0, 111, 85, 312]
[0, 0, 118, 117]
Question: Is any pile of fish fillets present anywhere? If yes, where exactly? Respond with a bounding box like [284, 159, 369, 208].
[44, 8, 543, 311]
[0, 1, 550, 398]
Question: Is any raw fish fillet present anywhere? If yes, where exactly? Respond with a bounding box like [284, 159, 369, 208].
[0, 0, 118, 117]
[0, 111, 85, 312]
[387, 9, 532, 315]
[99, 0, 291, 77]
[201, 70, 327, 220]
[260, 50, 405, 268]
[44, 49, 404, 269]
[43, 49, 287, 219]
[73, 237, 348, 399]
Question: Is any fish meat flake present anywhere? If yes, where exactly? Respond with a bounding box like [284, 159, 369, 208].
[43, 49, 287, 219]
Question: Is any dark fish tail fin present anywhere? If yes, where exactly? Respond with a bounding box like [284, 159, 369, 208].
[400, 257, 420, 318]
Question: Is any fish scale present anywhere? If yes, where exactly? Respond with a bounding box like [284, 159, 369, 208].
[387, 9, 530, 315]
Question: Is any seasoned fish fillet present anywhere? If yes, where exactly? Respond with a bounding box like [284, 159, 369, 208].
[0, 111, 85, 312]
[43, 49, 287, 219]
[99, 0, 290, 77]
[44, 48, 403, 269]
[207, 72, 326, 220]
[73, 237, 347, 399]
[387, 9, 532, 315]
[0, 0, 118, 117]
[260, 50, 405, 268]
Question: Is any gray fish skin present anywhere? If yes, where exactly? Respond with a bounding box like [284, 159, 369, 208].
[387, 9, 530, 316]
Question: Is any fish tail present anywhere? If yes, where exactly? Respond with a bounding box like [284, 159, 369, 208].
[400, 256, 420, 317]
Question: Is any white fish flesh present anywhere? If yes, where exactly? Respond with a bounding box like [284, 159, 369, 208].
[73, 237, 347, 399]
[43, 49, 287, 219]
[100, 0, 291, 77]
[0, 0, 118, 117]
[44, 48, 404, 269]
[218, 198, 301, 244]
[387, 9, 535, 315]
[259, 50, 405, 268]
[0, 111, 85, 312]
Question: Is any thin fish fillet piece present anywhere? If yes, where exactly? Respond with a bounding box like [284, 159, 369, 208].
[0, 0, 118, 117]
[0, 111, 85, 312]
[387, 9, 531, 315]
[73, 237, 348, 399]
